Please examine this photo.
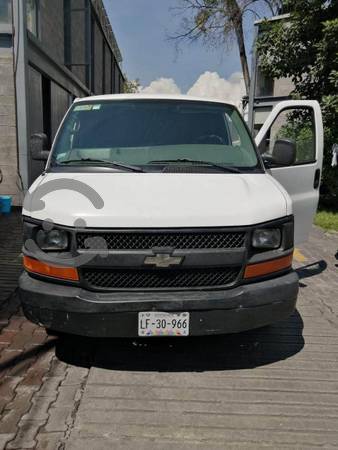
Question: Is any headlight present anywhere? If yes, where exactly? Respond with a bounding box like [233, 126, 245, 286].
[252, 228, 281, 249]
[36, 229, 69, 251]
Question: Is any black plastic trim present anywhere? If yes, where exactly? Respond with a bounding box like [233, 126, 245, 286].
[22, 216, 294, 292]
[19, 271, 299, 337]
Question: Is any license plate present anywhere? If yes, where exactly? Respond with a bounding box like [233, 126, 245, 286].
[138, 312, 189, 337]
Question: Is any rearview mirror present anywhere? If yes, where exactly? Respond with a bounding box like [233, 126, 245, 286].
[263, 139, 296, 167]
[30, 133, 50, 161]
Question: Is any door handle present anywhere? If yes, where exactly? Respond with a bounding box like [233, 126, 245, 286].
[314, 169, 320, 189]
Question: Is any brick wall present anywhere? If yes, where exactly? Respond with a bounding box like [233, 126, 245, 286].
[0, 51, 21, 206]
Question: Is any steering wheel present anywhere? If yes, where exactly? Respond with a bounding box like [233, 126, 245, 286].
[195, 134, 225, 145]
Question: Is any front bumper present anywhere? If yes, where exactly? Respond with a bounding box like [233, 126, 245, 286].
[19, 271, 299, 337]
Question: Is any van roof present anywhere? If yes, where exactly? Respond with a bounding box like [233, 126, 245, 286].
[74, 93, 235, 107]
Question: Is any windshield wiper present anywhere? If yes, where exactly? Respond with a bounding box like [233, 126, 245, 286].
[148, 158, 240, 173]
[58, 158, 144, 173]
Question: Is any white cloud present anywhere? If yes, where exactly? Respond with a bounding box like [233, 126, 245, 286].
[140, 78, 181, 95]
[139, 71, 245, 108]
[187, 71, 245, 107]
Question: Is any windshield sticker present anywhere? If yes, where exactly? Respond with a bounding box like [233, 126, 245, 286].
[74, 104, 93, 112]
[92, 104, 102, 110]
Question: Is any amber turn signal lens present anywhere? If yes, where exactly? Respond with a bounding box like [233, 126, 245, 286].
[244, 253, 293, 279]
[23, 256, 79, 281]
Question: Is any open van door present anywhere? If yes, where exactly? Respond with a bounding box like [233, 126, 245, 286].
[255, 100, 324, 245]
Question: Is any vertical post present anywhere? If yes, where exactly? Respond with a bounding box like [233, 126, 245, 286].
[64, 0, 71, 69]
[102, 38, 105, 94]
[248, 23, 259, 133]
[13, 0, 30, 191]
[110, 51, 113, 93]
[85, 0, 92, 92]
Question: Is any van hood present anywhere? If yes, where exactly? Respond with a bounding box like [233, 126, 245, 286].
[23, 172, 291, 228]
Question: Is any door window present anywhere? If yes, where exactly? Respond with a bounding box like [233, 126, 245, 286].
[27, 0, 39, 37]
[258, 107, 316, 165]
[0, 0, 11, 24]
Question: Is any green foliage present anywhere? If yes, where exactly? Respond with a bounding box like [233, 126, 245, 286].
[123, 78, 140, 94]
[278, 123, 315, 163]
[173, 1, 281, 95]
[276, 109, 315, 162]
[314, 210, 338, 232]
[256, 1, 338, 207]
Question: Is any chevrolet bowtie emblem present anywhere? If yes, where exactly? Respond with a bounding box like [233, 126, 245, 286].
[144, 253, 183, 268]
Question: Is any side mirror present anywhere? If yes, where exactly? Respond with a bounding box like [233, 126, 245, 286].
[30, 133, 50, 161]
[272, 138, 296, 166]
[262, 139, 296, 167]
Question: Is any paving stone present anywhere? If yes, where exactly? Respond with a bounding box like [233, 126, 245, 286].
[0, 349, 23, 369]
[37, 377, 64, 399]
[21, 321, 39, 334]
[70, 423, 338, 447]
[22, 395, 55, 422]
[0, 433, 15, 450]
[44, 406, 72, 432]
[21, 367, 49, 390]
[5, 317, 25, 333]
[0, 387, 34, 434]
[33, 327, 48, 335]
[61, 367, 89, 386]
[66, 437, 301, 450]
[48, 358, 68, 378]
[7, 328, 36, 351]
[34, 350, 55, 371]
[0, 343, 9, 356]
[0, 331, 17, 345]
[36, 432, 65, 450]
[54, 385, 79, 408]
[0, 377, 22, 406]
[6, 419, 44, 449]
[26, 331, 48, 348]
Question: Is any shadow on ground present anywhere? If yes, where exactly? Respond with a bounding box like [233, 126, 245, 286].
[55, 310, 304, 372]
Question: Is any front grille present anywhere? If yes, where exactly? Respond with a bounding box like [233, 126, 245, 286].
[82, 267, 241, 290]
[77, 231, 246, 250]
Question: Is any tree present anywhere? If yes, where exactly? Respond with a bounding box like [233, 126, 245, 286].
[123, 78, 140, 94]
[172, 0, 281, 95]
[256, 0, 338, 207]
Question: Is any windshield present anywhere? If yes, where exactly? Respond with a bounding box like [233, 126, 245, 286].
[50, 100, 260, 171]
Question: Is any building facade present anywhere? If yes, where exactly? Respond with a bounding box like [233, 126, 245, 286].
[248, 14, 294, 135]
[0, 0, 125, 205]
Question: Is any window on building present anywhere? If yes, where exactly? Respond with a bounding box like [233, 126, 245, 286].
[0, 0, 11, 24]
[26, 0, 39, 37]
[0, 34, 11, 48]
[256, 67, 274, 97]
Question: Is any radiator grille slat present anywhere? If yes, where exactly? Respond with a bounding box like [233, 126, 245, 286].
[77, 231, 245, 250]
[82, 267, 241, 290]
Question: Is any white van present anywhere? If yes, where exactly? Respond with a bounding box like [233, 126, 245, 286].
[19, 95, 323, 337]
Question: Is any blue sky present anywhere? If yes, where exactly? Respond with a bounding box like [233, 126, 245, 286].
[103, 0, 268, 93]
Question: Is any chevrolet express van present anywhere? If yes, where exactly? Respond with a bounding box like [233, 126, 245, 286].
[19, 95, 323, 337]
